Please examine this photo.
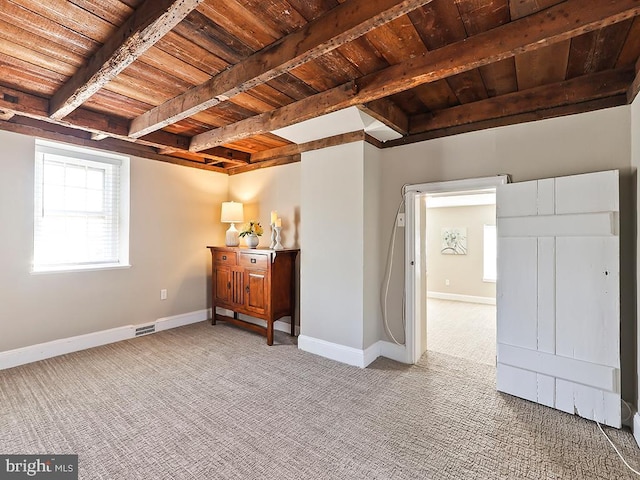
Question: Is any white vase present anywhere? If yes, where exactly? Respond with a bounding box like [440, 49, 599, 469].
[245, 234, 259, 249]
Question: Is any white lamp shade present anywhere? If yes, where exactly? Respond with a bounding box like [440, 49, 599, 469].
[221, 201, 244, 223]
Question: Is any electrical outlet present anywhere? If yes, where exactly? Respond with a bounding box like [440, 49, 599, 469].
[397, 213, 405, 227]
[160, 289, 168, 300]
[445, 279, 450, 286]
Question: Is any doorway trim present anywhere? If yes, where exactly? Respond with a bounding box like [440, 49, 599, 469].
[403, 176, 509, 364]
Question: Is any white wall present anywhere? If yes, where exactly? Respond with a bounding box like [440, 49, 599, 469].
[227, 164, 301, 249]
[426, 204, 496, 299]
[0, 129, 228, 352]
[300, 142, 365, 349]
[363, 143, 382, 348]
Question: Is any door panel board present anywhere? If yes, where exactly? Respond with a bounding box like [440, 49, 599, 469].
[537, 373, 556, 408]
[498, 344, 619, 392]
[537, 237, 556, 354]
[496, 180, 537, 217]
[556, 379, 621, 426]
[497, 170, 620, 428]
[497, 364, 537, 402]
[499, 212, 615, 237]
[556, 237, 619, 367]
[497, 237, 537, 350]
[555, 170, 619, 214]
[537, 178, 555, 215]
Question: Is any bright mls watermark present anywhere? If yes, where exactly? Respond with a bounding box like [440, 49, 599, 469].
[0, 455, 77, 479]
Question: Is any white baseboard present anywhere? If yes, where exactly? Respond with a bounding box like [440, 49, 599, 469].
[379, 341, 409, 363]
[623, 402, 637, 429]
[297, 336, 409, 368]
[0, 326, 135, 371]
[363, 342, 381, 367]
[366, 341, 410, 365]
[427, 291, 496, 305]
[634, 413, 640, 448]
[0, 309, 209, 371]
[156, 308, 211, 332]
[298, 335, 368, 368]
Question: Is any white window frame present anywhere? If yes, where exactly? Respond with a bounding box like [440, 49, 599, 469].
[483, 224, 497, 283]
[33, 139, 130, 273]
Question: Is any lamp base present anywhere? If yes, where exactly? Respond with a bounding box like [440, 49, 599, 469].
[225, 223, 240, 247]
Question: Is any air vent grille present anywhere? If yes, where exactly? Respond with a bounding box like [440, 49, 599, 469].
[135, 324, 156, 336]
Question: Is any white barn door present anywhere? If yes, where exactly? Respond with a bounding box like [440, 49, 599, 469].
[496, 170, 621, 428]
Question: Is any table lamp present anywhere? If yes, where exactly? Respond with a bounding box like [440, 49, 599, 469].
[221, 201, 244, 247]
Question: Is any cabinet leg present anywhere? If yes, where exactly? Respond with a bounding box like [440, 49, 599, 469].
[290, 317, 295, 337]
[211, 313, 216, 325]
[267, 321, 274, 346]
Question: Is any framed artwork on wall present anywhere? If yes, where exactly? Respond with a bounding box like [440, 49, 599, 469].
[441, 227, 467, 255]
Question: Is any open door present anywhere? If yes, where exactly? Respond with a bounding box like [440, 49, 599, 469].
[496, 170, 621, 428]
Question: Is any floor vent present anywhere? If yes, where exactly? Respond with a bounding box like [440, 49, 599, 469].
[135, 324, 156, 336]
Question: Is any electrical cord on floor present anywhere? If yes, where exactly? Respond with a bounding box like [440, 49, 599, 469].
[380, 194, 406, 345]
[596, 420, 640, 476]
[595, 401, 639, 476]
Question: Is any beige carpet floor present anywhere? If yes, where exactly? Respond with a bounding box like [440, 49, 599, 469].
[1, 322, 638, 479]
[427, 298, 496, 366]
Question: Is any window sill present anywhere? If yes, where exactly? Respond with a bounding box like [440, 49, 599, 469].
[31, 263, 131, 275]
[483, 278, 497, 283]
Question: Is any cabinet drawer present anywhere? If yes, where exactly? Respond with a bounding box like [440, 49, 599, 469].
[214, 251, 237, 266]
[239, 252, 268, 270]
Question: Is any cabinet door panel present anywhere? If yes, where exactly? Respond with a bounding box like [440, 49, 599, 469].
[214, 267, 231, 305]
[245, 270, 267, 315]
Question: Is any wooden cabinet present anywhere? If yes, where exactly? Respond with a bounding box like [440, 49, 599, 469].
[207, 246, 299, 345]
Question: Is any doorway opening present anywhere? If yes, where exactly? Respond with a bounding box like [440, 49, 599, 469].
[424, 190, 496, 367]
[403, 175, 508, 364]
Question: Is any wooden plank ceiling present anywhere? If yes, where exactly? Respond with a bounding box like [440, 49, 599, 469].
[0, 0, 639, 174]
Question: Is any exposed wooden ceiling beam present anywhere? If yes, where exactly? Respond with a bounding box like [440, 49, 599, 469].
[364, 133, 385, 150]
[157, 145, 250, 164]
[250, 130, 366, 162]
[0, 83, 191, 151]
[162, 149, 249, 167]
[358, 99, 409, 135]
[190, 82, 357, 151]
[201, 147, 251, 164]
[409, 68, 634, 133]
[189, 0, 640, 151]
[228, 155, 302, 176]
[49, 0, 204, 120]
[128, 0, 434, 138]
[0, 116, 225, 173]
[384, 95, 627, 148]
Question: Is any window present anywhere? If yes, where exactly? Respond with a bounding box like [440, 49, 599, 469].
[483, 224, 497, 282]
[33, 140, 129, 272]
